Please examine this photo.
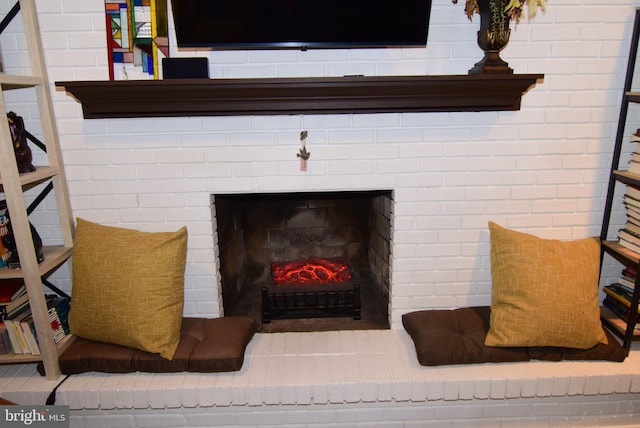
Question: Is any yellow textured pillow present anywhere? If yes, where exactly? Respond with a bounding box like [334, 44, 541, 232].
[485, 222, 607, 349]
[69, 218, 187, 360]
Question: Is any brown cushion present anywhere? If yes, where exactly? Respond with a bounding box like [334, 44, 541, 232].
[528, 328, 627, 362]
[53, 316, 257, 374]
[403, 307, 626, 366]
[402, 307, 530, 366]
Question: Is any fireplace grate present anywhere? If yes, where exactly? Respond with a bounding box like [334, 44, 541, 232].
[261, 283, 361, 323]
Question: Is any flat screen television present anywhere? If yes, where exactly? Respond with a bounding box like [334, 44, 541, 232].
[170, 0, 432, 50]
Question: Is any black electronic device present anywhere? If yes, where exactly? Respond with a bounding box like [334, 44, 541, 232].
[170, 0, 432, 50]
[162, 57, 209, 79]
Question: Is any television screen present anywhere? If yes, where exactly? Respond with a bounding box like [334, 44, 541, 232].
[170, 0, 432, 50]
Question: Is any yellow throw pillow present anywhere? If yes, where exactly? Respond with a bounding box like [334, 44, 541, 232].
[485, 221, 607, 349]
[69, 218, 187, 360]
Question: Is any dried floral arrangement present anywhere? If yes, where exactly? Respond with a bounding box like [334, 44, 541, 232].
[453, 0, 547, 23]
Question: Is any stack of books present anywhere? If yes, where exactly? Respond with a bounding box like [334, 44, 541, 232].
[0, 280, 26, 318]
[603, 268, 640, 330]
[618, 129, 640, 254]
[628, 129, 640, 174]
[0, 295, 70, 356]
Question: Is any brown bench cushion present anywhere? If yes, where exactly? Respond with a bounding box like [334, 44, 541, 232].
[402, 307, 627, 366]
[50, 316, 257, 374]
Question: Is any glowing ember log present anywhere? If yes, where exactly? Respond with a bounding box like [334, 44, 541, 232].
[272, 256, 351, 286]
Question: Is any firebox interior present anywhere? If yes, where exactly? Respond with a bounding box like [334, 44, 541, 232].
[213, 190, 392, 332]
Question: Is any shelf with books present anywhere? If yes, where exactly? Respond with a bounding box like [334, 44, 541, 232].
[0, 351, 41, 363]
[0, 0, 75, 380]
[0, 334, 75, 363]
[0, 335, 74, 363]
[613, 170, 640, 186]
[0, 295, 72, 359]
[602, 241, 640, 269]
[600, 306, 640, 340]
[599, 7, 640, 353]
[0, 246, 72, 280]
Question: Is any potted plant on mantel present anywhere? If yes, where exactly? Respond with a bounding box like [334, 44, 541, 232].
[453, 0, 547, 74]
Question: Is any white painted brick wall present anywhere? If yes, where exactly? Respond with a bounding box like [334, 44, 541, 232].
[0, 0, 636, 326]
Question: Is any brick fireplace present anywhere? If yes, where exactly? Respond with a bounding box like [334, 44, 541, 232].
[213, 190, 392, 331]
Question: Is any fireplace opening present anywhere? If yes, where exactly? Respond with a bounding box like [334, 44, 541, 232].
[213, 190, 392, 332]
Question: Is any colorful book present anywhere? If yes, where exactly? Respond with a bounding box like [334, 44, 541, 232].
[603, 296, 640, 330]
[19, 321, 39, 355]
[4, 320, 28, 354]
[48, 297, 70, 343]
[609, 283, 635, 300]
[603, 285, 640, 314]
[27, 297, 70, 346]
[0, 281, 25, 304]
[618, 275, 635, 289]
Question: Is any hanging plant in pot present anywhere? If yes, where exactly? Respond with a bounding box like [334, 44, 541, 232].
[453, 0, 547, 74]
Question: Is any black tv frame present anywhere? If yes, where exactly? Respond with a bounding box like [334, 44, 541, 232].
[170, 0, 432, 50]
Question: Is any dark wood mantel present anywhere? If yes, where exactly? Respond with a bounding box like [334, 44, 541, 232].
[56, 74, 543, 119]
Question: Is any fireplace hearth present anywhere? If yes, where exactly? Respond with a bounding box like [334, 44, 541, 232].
[213, 190, 392, 332]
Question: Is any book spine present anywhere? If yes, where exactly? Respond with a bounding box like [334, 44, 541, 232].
[5, 320, 28, 354]
[603, 296, 640, 329]
[48, 308, 66, 343]
[603, 285, 640, 314]
[618, 236, 640, 254]
[0, 324, 9, 354]
[6, 297, 30, 320]
[48, 297, 71, 340]
[20, 321, 39, 356]
[2, 321, 18, 354]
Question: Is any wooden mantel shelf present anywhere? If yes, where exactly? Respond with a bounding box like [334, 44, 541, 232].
[56, 74, 543, 119]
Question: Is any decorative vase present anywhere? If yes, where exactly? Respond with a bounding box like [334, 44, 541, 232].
[7, 111, 35, 173]
[468, 0, 513, 74]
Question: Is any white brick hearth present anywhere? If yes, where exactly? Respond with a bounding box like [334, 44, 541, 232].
[1, 329, 640, 427]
